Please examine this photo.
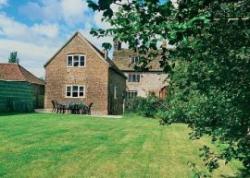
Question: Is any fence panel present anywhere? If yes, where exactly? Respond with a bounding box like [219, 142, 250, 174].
[0, 81, 34, 113]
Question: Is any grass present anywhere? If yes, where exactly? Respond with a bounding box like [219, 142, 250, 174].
[0, 113, 242, 178]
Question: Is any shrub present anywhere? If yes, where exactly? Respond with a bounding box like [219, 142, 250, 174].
[126, 95, 165, 118]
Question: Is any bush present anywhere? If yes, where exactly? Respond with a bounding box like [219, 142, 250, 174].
[126, 95, 165, 118]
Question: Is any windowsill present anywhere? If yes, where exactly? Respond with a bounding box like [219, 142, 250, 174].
[67, 66, 86, 68]
[65, 96, 86, 99]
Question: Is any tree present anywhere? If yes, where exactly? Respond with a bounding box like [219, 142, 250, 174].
[87, 0, 250, 175]
[8, 51, 19, 64]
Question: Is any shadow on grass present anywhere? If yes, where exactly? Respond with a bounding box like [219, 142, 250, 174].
[0, 112, 36, 117]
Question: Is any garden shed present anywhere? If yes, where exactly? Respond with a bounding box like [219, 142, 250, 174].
[0, 63, 45, 112]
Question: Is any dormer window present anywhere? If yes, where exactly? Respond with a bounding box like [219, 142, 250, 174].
[131, 56, 140, 64]
[67, 54, 85, 67]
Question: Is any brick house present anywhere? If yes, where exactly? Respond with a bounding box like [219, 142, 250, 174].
[113, 42, 168, 99]
[44, 32, 126, 115]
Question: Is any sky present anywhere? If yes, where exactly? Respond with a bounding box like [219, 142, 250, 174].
[0, 0, 115, 78]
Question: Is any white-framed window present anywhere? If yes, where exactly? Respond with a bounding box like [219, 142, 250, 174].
[67, 54, 85, 67]
[65, 85, 85, 98]
[126, 90, 138, 99]
[128, 73, 140, 83]
[114, 86, 117, 99]
[131, 56, 140, 64]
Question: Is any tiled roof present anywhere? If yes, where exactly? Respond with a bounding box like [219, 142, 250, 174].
[113, 49, 164, 72]
[0, 63, 45, 85]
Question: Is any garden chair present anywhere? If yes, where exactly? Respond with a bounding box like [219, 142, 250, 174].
[51, 100, 57, 112]
[52, 100, 65, 114]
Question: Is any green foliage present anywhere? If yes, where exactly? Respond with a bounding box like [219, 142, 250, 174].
[8, 51, 19, 64]
[87, 0, 250, 174]
[126, 96, 164, 118]
[102, 42, 112, 50]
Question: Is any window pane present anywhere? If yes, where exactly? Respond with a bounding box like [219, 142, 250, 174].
[73, 86, 78, 91]
[80, 56, 85, 66]
[72, 86, 78, 97]
[131, 56, 140, 64]
[79, 86, 84, 92]
[73, 56, 79, 66]
[136, 74, 140, 82]
[68, 56, 73, 66]
[132, 74, 136, 82]
[66, 86, 71, 96]
[131, 57, 135, 63]
[128, 74, 132, 82]
[79, 86, 84, 97]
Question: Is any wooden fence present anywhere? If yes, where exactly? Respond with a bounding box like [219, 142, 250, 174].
[0, 81, 34, 112]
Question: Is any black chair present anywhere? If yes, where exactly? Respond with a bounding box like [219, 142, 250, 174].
[51, 100, 57, 112]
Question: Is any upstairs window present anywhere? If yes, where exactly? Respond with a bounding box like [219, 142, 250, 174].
[128, 73, 140, 83]
[66, 85, 85, 98]
[131, 56, 140, 64]
[67, 55, 85, 67]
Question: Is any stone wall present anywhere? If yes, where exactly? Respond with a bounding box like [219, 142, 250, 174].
[125, 72, 168, 97]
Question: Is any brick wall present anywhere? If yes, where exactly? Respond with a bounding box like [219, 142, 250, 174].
[45, 34, 110, 115]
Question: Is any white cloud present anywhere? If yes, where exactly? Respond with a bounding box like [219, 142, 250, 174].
[0, 13, 59, 44]
[93, 11, 111, 29]
[0, 11, 113, 76]
[61, 0, 88, 25]
[0, 13, 62, 77]
[0, 0, 126, 77]
[19, 0, 62, 22]
[0, 39, 59, 77]
[31, 24, 59, 38]
[0, 0, 7, 8]
[19, 0, 89, 26]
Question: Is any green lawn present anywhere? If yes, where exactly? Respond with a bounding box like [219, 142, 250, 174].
[0, 113, 241, 178]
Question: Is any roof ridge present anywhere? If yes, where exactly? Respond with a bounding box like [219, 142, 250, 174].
[44, 32, 79, 67]
[0, 63, 44, 85]
[18, 64, 44, 84]
[44, 31, 126, 78]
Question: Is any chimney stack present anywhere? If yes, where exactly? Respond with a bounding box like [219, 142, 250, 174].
[103, 49, 109, 60]
[114, 40, 122, 51]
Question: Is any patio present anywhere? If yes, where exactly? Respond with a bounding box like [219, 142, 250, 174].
[51, 100, 93, 115]
[34, 109, 123, 119]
